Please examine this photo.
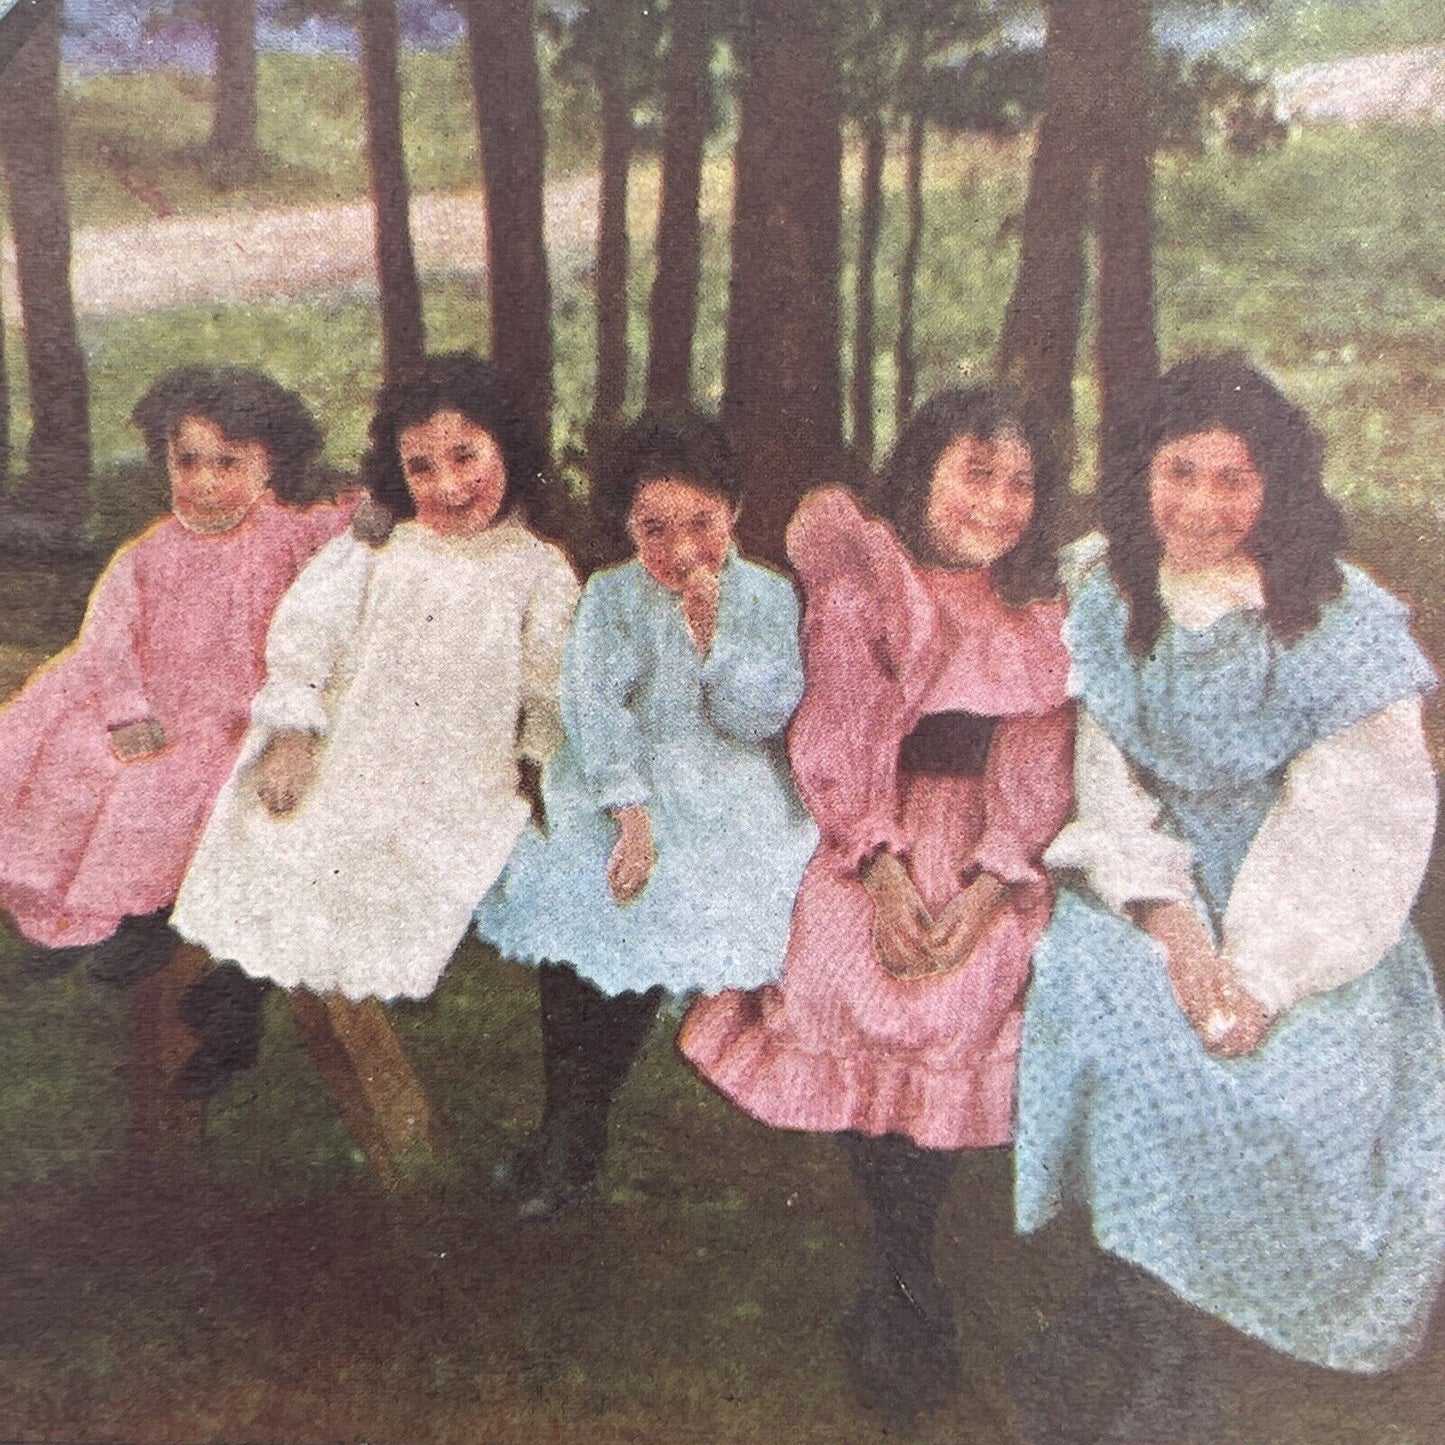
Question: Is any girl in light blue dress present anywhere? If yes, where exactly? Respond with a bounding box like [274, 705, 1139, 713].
[1012, 357, 1445, 1443]
[476, 410, 817, 1221]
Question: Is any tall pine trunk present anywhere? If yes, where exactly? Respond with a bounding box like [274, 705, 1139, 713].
[464, 0, 554, 446]
[724, 0, 844, 565]
[646, 0, 709, 411]
[0, 4, 90, 551]
[894, 102, 925, 433]
[360, 0, 426, 385]
[208, 0, 260, 181]
[851, 111, 885, 463]
[592, 62, 633, 436]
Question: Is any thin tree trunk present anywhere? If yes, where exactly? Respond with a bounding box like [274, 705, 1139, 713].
[208, 0, 260, 180]
[894, 102, 925, 433]
[851, 111, 885, 463]
[0, 4, 90, 550]
[996, 0, 1097, 462]
[360, 0, 426, 385]
[0, 298, 9, 485]
[724, 0, 844, 565]
[646, 0, 710, 410]
[464, 0, 554, 447]
[1092, 0, 1158, 486]
[592, 63, 633, 436]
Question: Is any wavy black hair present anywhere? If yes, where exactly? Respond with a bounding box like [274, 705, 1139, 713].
[360, 351, 553, 528]
[131, 366, 324, 504]
[592, 407, 743, 529]
[1100, 355, 1347, 653]
[872, 384, 1061, 606]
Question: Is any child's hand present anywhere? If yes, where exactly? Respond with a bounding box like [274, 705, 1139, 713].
[257, 728, 318, 816]
[351, 497, 396, 548]
[680, 565, 721, 655]
[109, 718, 165, 762]
[607, 804, 656, 904]
[913, 874, 1010, 979]
[861, 851, 935, 979]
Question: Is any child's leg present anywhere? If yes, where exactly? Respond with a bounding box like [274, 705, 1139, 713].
[840, 1131, 962, 1419]
[172, 961, 272, 1097]
[87, 909, 180, 987]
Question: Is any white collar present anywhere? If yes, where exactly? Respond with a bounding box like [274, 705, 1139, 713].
[1159, 559, 1265, 630]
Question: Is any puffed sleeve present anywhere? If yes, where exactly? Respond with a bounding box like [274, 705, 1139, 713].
[248, 534, 375, 737]
[1223, 697, 1437, 1017]
[1044, 709, 1197, 914]
[559, 572, 650, 811]
[967, 705, 1076, 889]
[76, 545, 153, 730]
[699, 563, 805, 745]
[518, 546, 581, 764]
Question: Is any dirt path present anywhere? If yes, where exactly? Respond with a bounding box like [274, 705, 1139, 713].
[1, 173, 601, 322]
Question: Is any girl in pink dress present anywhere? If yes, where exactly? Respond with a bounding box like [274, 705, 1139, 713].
[681, 386, 1074, 1420]
[0, 367, 358, 985]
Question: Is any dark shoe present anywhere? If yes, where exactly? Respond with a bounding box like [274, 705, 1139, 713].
[16, 942, 93, 982]
[492, 1126, 552, 1200]
[172, 963, 268, 1098]
[87, 910, 178, 987]
[511, 1116, 603, 1225]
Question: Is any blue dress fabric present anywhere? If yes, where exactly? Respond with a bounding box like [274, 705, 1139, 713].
[476, 553, 818, 999]
[1015, 562, 1445, 1373]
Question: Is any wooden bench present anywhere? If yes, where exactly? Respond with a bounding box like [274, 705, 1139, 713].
[128, 944, 439, 1189]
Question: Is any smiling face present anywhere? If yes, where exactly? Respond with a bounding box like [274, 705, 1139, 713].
[923, 429, 1036, 569]
[627, 477, 735, 591]
[167, 415, 273, 533]
[398, 409, 509, 537]
[1148, 427, 1266, 572]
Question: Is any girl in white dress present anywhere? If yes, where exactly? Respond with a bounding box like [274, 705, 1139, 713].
[172, 353, 579, 1093]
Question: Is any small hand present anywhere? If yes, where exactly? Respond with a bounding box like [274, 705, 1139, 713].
[256, 728, 318, 816]
[109, 718, 165, 762]
[913, 875, 1010, 979]
[1200, 966, 1274, 1058]
[607, 804, 656, 904]
[351, 496, 396, 548]
[680, 565, 721, 655]
[861, 851, 935, 979]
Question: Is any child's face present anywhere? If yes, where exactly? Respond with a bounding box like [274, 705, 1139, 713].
[398, 410, 508, 537]
[924, 429, 1036, 568]
[167, 416, 273, 533]
[1148, 428, 1265, 572]
[627, 478, 735, 591]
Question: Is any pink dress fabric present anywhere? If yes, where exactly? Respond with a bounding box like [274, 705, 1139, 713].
[680, 488, 1074, 1150]
[0, 492, 356, 948]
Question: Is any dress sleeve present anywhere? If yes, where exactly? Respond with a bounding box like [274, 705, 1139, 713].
[966, 705, 1076, 889]
[1222, 697, 1436, 1017]
[249, 534, 375, 737]
[76, 547, 153, 730]
[518, 548, 581, 764]
[699, 568, 805, 745]
[1044, 709, 1196, 914]
[559, 575, 650, 810]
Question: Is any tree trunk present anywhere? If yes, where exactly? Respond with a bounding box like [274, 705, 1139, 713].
[208, 0, 260, 181]
[360, 0, 426, 385]
[646, 0, 710, 411]
[1092, 0, 1158, 487]
[996, 0, 1097, 462]
[0, 4, 91, 551]
[592, 59, 633, 437]
[851, 111, 885, 463]
[894, 102, 925, 433]
[724, 0, 844, 565]
[464, 0, 554, 447]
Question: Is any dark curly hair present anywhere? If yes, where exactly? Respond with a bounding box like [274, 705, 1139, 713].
[131, 366, 325, 504]
[1100, 355, 1347, 653]
[872, 384, 1061, 607]
[360, 351, 553, 528]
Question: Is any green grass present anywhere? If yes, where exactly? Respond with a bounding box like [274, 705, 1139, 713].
[1234, 0, 1444, 71]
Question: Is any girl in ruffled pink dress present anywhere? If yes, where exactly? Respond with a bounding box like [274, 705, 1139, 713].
[681, 386, 1074, 1420]
[0, 367, 358, 985]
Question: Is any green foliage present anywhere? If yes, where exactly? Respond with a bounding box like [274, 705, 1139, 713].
[1234, 0, 1444, 70]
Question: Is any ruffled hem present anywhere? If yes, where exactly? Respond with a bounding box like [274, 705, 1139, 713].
[679, 988, 1017, 1150]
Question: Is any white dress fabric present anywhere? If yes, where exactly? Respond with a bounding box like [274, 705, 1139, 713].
[174, 519, 579, 1000]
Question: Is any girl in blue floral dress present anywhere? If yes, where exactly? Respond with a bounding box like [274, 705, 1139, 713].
[476, 410, 817, 1222]
[1013, 357, 1445, 1442]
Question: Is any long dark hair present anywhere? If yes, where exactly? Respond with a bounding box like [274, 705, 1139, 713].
[360, 351, 554, 530]
[131, 366, 324, 504]
[871, 384, 1061, 606]
[1100, 355, 1347, 653]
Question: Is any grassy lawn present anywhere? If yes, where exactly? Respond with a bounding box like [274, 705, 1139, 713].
[0, 116, 1444, 1441]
